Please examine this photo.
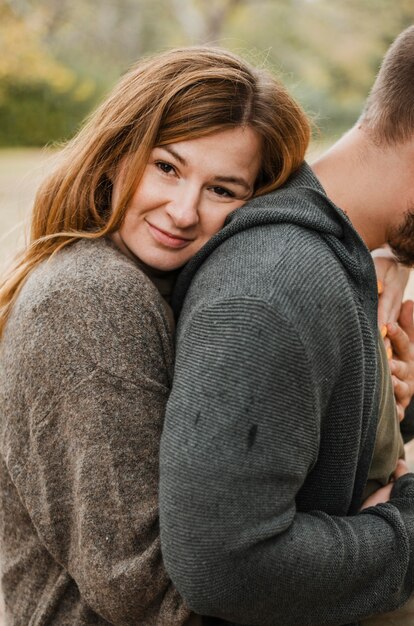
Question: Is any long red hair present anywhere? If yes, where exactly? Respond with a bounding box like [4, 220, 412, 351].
[0, 46, 311, 337]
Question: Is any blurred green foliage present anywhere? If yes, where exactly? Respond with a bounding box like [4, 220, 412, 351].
[0, 1, 99, 145]
[0, 80, 97, 146]
[1, 0, 413, 146]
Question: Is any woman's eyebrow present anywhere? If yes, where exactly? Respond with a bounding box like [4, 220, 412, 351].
[161, 145, 187, 165]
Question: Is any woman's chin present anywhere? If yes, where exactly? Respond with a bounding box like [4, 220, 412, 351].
[138, 251, 189, 273]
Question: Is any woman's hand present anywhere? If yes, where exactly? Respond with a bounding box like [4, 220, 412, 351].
[372, 248, 414, 417]
[359, 459, 409, 510]
[372, 246, 410, 329]
[387, 300, 414, 421]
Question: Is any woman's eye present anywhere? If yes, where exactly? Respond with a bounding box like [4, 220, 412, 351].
[211, 186, 234, 198]
[156, 161, 175, 175]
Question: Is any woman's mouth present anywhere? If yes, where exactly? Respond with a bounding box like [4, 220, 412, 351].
[146, 221, 192, 249]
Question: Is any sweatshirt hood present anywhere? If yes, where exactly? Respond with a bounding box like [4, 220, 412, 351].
[172, 162, 377, 314]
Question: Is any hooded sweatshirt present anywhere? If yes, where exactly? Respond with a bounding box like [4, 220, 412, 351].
[159, 163, 414, 626]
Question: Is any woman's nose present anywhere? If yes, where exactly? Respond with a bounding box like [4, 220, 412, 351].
[166, 187, 200, 229]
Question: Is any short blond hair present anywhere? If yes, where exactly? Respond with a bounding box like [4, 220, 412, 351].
[360, 25, 414, 144]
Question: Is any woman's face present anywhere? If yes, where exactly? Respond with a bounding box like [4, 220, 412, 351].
[111, 126, 262, 271]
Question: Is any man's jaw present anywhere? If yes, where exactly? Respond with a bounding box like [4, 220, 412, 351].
[388, 209, 414, 267]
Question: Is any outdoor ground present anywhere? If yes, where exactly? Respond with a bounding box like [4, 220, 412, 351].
[1, 148, 414, 622]
[0, 148, 60, 270]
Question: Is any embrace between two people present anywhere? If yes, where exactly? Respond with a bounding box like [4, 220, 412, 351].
[1, 25, 414, 626]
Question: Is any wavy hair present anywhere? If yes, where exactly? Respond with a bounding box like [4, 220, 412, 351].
[0, 46, 311, 336]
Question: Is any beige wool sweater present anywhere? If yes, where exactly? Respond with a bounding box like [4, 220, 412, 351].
[0, 238, 193, 625]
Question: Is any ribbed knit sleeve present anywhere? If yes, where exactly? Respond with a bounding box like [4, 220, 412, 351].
[160, 296, 414, 626]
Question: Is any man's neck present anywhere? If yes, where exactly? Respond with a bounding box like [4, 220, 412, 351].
[311, 126, 414, 251]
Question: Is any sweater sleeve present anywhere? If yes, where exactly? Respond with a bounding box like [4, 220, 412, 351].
[4, 277, 190, 626]
[160, 297, 414, 626]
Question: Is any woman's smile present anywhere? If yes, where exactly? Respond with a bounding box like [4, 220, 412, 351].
[145, 220, 194, 249]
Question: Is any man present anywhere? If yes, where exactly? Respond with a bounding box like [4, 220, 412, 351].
[160, 26, 414, 626]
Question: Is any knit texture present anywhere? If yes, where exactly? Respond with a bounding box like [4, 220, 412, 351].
[160, 163, 414, 626]
[0, 238, 192, 625]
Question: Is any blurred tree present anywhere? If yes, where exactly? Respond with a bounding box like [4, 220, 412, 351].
[10, 0, 178, 80]
[0, 0, 98, 145]
[170, 0, 261, 43]
[0, 0, 73, 90]
[1, 0, 413, 144]
[226, 0, 414, 135]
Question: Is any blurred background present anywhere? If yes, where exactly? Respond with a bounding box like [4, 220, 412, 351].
[1, 0, 413, 270]
[0, 1, 414, 622]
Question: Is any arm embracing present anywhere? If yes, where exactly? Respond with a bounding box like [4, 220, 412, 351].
[372, 245, 410, 328]
[6, 283, 189, 626]
[160, 298, 414, 626]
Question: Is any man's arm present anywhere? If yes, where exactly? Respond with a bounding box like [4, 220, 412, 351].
[160, 297, 414, 626]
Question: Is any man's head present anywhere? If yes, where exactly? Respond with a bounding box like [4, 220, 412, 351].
[304, 27, 414, 262]
[359, 25, 414, 146]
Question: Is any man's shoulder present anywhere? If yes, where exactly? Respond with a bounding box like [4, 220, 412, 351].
[186, 221, 348, 304]
[175, 222, 359, 368]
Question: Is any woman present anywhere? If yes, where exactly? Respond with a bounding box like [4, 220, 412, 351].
[0, 46, 411, 626]
[0, 47, 311, 625]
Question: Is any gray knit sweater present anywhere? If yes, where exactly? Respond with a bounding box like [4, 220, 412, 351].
[160, 164, 414, 626]
[0, 238, 192, 625]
